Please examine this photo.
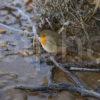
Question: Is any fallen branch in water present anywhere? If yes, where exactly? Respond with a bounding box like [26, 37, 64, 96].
[66, 66, 100, 72]
[15, 83, 100, 99]
[49, 56, 87, 89]
[61, 63, 100, 72]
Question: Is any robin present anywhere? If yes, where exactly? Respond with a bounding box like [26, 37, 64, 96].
[37, 30, 100, 62]
[38, 30, 78, 55]
[39, 30, 62, 53]
[37, 29, 85, 63]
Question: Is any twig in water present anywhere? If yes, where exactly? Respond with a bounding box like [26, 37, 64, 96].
[61, 63, 100, 72]
[68, 67, 100, 72]
[15, 83, 100, 99]
[49, 56, 87, 89]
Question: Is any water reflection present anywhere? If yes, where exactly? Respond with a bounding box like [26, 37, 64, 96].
[0, 55, 51, 100]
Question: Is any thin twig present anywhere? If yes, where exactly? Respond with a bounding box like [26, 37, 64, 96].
[61, 62, 100, 72]
[15, 83, 100, 99]
[68, 67, 100, 72]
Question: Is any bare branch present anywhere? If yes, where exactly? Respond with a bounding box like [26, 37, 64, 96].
[15, 83, 100, 99]
[49, 56, 87, 89]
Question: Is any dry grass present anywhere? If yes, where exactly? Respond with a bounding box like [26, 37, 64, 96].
[32, 0, 100, 62]
[88, 0, 100, 14]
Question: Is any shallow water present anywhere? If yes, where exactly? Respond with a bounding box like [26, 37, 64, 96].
[0, 56, 100, 100]
[0, 56, 51, 100]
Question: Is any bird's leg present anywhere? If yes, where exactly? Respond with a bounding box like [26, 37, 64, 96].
[48, 66, 56, 84]
[47, 66, 58, 97]
[42, 53, 56, 84]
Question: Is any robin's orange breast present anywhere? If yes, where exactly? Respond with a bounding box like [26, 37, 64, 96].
[40, 33, 47, 46]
